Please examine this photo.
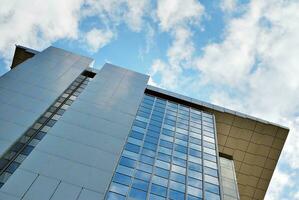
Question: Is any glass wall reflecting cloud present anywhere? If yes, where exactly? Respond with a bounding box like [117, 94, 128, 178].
[105, 94, 222, 200]
[219, 157, 240, 200]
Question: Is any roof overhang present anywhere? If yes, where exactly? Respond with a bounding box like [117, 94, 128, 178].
[10, 45, 39, 69]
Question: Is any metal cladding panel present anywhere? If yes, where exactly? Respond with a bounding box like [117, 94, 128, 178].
[0, 47, 93, 199]
[0, 63, 149, 199]
[0, 46, 92, 156]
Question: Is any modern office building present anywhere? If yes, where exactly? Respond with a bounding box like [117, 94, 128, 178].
[0, 46, 289, 200]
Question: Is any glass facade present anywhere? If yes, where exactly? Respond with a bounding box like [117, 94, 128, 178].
[219, 157, 239, 200]
[105, 94, 222, 200]
[0, 71, 94, 187]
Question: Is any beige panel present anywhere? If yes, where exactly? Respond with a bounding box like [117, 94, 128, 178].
[214, 111, 288, 200]
[251, 165, 263, 178]
[272, 138, 285, 149]
[261, 168, 273, 180]
[233, 150, 245, 162]
[243, 185, 255, 197]
[217, 122, 231, 135]
[268, 148, 281, 160]
[233, 117, 256, 130]
[254, 188, 266, 200]
[218, 133, 228, 146]
[257, 178, 269, 191]
[214, 112, 235, 125]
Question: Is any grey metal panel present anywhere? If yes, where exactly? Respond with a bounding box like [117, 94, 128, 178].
[0, 169, 38, 198]
[0, 104, 38, 127]
[77, 189, 104, 200]
[22, 175, 60, 200]
[60, 109, 132, 140]
[68, 100, 135, 127]
[50, 182, 81, 200]
[0, 77, 60, 103]
[20, 150, 112, 193]
[35, 134, 119, 173]
[0, 192, 19, 200]
[0, 120, 27, 143]
[0, 87, 49, 114]
[48, 121, 124, 155]
[0, 141, 13, 157]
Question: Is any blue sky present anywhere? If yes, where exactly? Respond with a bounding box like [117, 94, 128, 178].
[1, 0, 299, 199]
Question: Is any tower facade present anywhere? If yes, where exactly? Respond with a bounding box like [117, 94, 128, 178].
[0, 46, 288, 200]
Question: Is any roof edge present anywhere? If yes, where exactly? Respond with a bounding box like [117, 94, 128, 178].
[146, 85, 289, 131]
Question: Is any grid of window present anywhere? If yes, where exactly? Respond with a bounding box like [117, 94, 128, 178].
[219, 157, 239, 200]
[0, 71, 95, 187]
[105, 94, 221, 200]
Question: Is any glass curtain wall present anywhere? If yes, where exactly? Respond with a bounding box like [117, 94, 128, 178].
[105, 94, 222, 200]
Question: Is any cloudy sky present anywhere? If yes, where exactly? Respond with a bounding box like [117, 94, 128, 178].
[0, 0, 299, 198]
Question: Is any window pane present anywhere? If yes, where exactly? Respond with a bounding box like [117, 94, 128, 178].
[132, 178, 149, 191]
[129, 188, 147, 200]
[135, 170, 151, 181]
[125, 143, 140, 154]
[110, 182, 129, 196]
[169, 181, 185, 192]
[188, 177, 202, 188]
[151, 184, 167, 197]
[155, 167, 170, 179]
[106, 192, 126, 200]
[113, 173, 131, 186]
[152, 175, 168, 187]
[119, 156, 136, 168]
[188, 186, 202, 197]
[169, 189, 185, 200]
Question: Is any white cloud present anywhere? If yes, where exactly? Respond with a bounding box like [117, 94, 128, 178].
[150, 0, 299, 198]
[149, 59, 181, 89]
[139, 23, 155, 60]
[197, 0, 299, 124]
[149, 27, 196, 90]
[156, 0, 204, 31]
[0, 0, 151, 69]
[194, 1, 299, 199]
[84, 28, 114, 52]
[167, 27, 194, 67]
[0, 0, 84, 66]
[195, 1, 265, 87]
[220, 0, 238, 12]
[265, 168, 293, 200]
[83, 0, 150, 32]
[125, 0, 150, 32]
[150, 0, 204, 91]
